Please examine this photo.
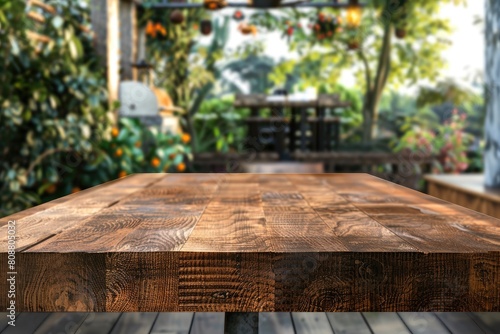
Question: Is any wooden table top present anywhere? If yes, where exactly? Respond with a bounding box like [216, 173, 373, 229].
[234, 97, 351, 109]
[1, 173, 499, 312]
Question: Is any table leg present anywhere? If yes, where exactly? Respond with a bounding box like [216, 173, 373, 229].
[317, 108, 326, 152]
[300, 108, 307, 152]
[334, 119, 341, 150]
[224, 312, 259, 334]
[289, 108, 297, 153]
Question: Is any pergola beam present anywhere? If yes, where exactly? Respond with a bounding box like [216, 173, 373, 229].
[147, 1, 366, 9]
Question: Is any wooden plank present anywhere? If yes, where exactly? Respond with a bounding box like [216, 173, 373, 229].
[259, 313, 294, 334]
[109, 312, 158, 334]
[291, 312, 334, 334]
[150, 312, 194, 334]
[434, 312, 485, 334]
[326, 313, 371, 334]
[398, 312, 450, 334]
[2, 174, 500, 312]
[362, 313, 411, 334]
[182, 182, 270, 252]
[16, 253, 106, 312]
[190, 313, 225, 334]
[28, 176, 213, 253]
[177, 253, 274, 312]
[106, 253, 178, 312]
[75, 313, 121, 334]
[34, 313, 88, 334]
[1, 313, 50, 334]
[0, 174, 166, 250]
[290, 175, 417, 252]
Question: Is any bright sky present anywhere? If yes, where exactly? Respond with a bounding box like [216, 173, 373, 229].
[209, 0, 485, 94]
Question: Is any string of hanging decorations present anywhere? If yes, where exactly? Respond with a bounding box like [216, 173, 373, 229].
[145, 0, 408, 50]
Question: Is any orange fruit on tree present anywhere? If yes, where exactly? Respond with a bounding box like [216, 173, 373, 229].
[115, 148, 123, 157]
[151, 157, 161, 168]
[135, 141, 141, 148]
[146, 21, 156, 37]
[169, 153, 176, 160]
[111, 127, 119, 137]
[119, 171, 127, 178]
[177, 162, 186, 172]
[181, 133, 191, 144]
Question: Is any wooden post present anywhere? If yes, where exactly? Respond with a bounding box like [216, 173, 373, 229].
[90, 0, 107, 67]
[107, 0, 120, 112]
[119, 0, 137, 80]
[485, 0, 500, 188]
[91, 0, 128, 115]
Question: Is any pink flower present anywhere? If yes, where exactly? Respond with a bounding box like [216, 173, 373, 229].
[458, 162, 468, 171]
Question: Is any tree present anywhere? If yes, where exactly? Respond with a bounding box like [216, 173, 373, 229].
[140, 3, 231, 147]
[220, 42, 277, 94]
[0, 0, 111, 216]
[485, 0, 500, 188]
[252, 0, 464, 145]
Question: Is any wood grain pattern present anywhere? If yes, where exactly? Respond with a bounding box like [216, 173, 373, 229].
[1, 174, 499, 312]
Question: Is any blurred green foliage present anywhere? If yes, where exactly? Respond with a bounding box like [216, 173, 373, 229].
[0, 0, 191, 217]
[0, 0, 112, 216]
[194, 96, 249, 153]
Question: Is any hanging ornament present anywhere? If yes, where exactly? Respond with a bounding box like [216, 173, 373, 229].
[238, 22, 257, 36]
[233, 10, 245, 21]
[395, 27, 406, 39]
[347, 40, 359, 51]
[200, 19, 213, 36]
[346, 0, 362, 28]
[170, 10, 184, 24]
[311, 14, 339, 40]
[286, 26, 294, 36]
[203, 0, 227, 10]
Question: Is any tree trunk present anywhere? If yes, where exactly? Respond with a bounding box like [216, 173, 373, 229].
[361, 22, 392, 147]
[485, 0, 500, 188]
[362, 91, 376, 146]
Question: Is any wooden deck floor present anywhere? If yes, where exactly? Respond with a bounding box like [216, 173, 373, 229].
[1, 312, 499, 334]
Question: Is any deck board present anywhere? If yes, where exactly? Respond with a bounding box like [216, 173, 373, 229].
[189, 313, 224, 334]
[397, 312, 450, 334]
[109, 313, 158, 334]
[259, 313, 295, 334]
[435, 312, 486, 334]
[1, 174, 500, 312]
[362, 312, 411, 334]
[291, 312, 334, 334]
[33, 312, 88, 334]
[1, 313, 49, 334]
[1, 312, 500, 333]
[74, 313, 121, 334]
[150, 312, 194, 334]
[326, 312, 371, 334]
